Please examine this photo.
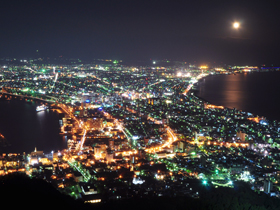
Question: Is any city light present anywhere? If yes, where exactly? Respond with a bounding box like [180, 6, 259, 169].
[0, 58, 276, 205]
[177, 72, 182, 77]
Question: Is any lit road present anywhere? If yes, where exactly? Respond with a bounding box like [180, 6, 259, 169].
[115, 103, 179, 154]
[79, 129, 87, 151]
[139, 79, 165, 92]
[182, 73, 208, 95]
[0, 91, 56, 103]
[145, 126, 178, 153]
[58, 104, 88, 151]
[67, 160, 91, 182]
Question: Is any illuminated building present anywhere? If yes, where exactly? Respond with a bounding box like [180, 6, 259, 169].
[0, 169, 5, 176]
[29, 156, 39, 165]
[94, 144, 107, 159]
[30, 147, 43, 157]
[38, 157, 51, 165]
[73, 172, 84, 182]
[108, 139, 114, 150]
[29, 147, 45, 165]
[92, 117, 104, 130]
[236, 131, 247, 141]
[147, 98, 160, 105]
[81, 184, 98, 195]
[132, 177, 145, 185]
[94, 146, 101, 159]
[106, 150, 114, 163]
[264, 180, 273, 194]
[84, 197, 102, 204]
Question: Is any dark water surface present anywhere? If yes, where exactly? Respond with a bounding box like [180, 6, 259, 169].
[0, 100, 66, 153]
[196, 71, 280, 121]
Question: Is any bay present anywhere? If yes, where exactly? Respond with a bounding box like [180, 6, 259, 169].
[196, 71, 280, 121]
[0, 99, 67, 154]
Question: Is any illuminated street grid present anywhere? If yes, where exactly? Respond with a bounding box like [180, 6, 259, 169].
[1, 60, 280, 202]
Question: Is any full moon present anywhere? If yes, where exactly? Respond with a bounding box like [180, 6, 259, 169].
[233, 22, 240, 29]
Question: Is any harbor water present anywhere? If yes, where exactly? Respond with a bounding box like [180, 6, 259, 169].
[0, 99, 67, 153]
[196, 71, 280, 121]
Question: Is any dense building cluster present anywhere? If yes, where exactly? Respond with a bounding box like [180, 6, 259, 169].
[1, 58, 280, 203]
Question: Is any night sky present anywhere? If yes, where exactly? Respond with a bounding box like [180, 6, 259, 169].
[0, 0, 279, 65]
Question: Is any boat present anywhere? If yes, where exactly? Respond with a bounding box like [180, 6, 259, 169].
[36, 104, 47, 112]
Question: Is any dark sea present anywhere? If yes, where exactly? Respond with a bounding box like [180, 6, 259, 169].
[196, 71, 280, 121]
[0, 99, 67, 154]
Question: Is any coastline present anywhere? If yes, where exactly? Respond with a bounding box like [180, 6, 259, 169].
[192, 72, 279, 122]
[192, 74, 228, 105]
[0, 98, 65, 154]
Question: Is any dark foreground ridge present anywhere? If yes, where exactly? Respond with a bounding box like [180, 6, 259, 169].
[0, 173, 88, 210]
[1, 173, 280, 210]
